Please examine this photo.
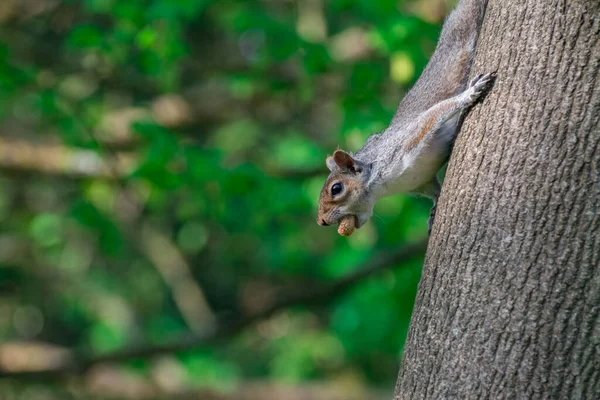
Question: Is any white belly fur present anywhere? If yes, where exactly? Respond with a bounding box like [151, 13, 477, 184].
[380, 152, 443, 197]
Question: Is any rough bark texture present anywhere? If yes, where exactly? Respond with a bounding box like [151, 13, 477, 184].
[394, 0, 600, 398]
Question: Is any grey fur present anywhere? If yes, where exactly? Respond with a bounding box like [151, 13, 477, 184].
[317, 0, 494, 233]
[318, 0, 493, 232]
[356, 0, 489, 164]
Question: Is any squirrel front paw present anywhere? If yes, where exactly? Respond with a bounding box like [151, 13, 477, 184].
[466, 72, 497, 104]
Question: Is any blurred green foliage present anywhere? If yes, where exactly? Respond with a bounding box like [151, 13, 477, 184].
[0, 0, 446, 396]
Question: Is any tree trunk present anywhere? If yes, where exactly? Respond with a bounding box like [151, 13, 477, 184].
[394, 0, 599, 398]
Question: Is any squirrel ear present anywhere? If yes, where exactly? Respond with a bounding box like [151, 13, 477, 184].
[326, 156, 337, 171]
[333, 150, 362, 173]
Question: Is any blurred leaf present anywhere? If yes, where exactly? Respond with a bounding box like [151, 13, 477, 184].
[177, 220, 208, 253]
[89, 321, 127, 352]
[68, 25, 104, 49]
[71, 201, 123, 256]
[182, 351, 239, 391]
[270, 135, 323, 169]
[390, 51, 415, 84]
[211, 119, 261, 155]
[30, 213, 63, 248]
[84, 0, 117, 13]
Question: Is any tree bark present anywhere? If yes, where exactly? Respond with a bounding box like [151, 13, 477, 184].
[394, 0, 599, 398]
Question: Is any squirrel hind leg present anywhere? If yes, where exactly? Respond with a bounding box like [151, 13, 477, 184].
[425, 181, 440, 236]
[428, 202, 437, 236]
[411, 180, 441, 235]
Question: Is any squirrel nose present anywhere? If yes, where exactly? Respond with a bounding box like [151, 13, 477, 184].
[319, 219, 329, 226]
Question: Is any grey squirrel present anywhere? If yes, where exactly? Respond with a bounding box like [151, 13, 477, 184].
[317, 0, 495, 236]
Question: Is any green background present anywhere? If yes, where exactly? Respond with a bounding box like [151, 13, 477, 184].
[0, 0, 448, 397]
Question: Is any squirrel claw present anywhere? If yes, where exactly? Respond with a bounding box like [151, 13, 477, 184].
[467, 72, 497, 103]
[468, 73, 484, 87]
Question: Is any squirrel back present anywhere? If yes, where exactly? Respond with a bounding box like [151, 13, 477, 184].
[390, 0, 488, 127]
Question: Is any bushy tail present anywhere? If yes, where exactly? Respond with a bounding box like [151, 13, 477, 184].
[391, 0, 488, 125]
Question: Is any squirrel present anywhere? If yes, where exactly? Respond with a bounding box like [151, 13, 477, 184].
[317, 0, 495, 236]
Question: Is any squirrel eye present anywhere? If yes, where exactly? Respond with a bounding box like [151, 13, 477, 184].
[331, 182, 343, 196]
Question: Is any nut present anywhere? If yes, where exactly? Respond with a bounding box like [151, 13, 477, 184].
[337, 215, 356, 236]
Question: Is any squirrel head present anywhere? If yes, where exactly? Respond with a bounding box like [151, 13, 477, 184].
[317, 149, 374, 230]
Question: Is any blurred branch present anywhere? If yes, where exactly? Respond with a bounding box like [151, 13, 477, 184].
[0, 238, 427, 379]
[0, 0, 60, 23]
[86, 378, 391, 400]
[137, 222, 216, 334]
[0, 137, 134, 179]
[0, 137, 325, 180]
[103, 184, 218, 337]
